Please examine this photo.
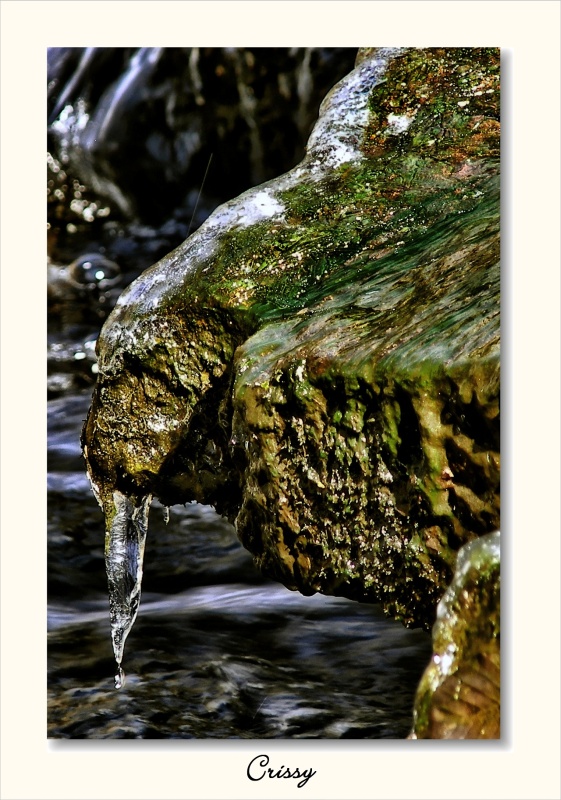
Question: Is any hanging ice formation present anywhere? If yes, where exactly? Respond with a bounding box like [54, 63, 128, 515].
[104, 492, 151, 688]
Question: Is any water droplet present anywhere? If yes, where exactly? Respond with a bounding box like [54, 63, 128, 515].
[114, 666, 125, 689]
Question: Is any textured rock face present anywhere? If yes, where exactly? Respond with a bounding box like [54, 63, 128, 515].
[83, 46, 500, 661]
[410, 531, 500, 738]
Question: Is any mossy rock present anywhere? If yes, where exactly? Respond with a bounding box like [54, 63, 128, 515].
[83, 48, 500, 645]
[410, 531, 500, 738]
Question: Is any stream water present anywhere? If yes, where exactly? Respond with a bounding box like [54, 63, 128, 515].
[47, 47, 433, 740]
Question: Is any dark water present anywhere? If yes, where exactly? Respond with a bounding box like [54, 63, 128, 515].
[47, 389, 432, 740]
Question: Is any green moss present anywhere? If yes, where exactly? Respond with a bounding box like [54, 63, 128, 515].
[163, 49, 499, 332]
[364, 48, 500, 163]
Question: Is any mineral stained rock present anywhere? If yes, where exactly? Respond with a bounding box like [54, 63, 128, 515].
[82, 47, 500, 670]
[410, 531, 500, 739]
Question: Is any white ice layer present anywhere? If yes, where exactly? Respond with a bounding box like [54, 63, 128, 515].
[306, 48, 404, 168]
[386, 113, 414, 135]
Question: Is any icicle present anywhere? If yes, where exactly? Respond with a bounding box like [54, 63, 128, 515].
[105, 491, 151, 688]
[163, 506, 170, 525]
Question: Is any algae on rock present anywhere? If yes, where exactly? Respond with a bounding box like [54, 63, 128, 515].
[82, 47, 500, 675]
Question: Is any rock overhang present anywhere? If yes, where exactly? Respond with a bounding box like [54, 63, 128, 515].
[82, 47, 501, 683]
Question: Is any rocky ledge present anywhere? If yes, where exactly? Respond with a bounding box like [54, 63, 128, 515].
[82, 47, 500, 733]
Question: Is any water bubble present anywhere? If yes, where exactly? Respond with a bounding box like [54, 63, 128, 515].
[70, 253, 120, 287]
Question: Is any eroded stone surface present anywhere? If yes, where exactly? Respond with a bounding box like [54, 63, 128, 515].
[410, 531, 500, 738]
[83, 48, 500, 640]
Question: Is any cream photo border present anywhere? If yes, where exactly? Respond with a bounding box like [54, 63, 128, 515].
[1, 1, 560, 799]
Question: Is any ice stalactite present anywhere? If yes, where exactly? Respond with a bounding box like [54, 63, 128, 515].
[104, 491, 152, 688]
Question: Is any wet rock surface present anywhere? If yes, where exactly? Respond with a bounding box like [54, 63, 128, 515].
[82, 47, 500, 635]
[410, 531, 500, 739]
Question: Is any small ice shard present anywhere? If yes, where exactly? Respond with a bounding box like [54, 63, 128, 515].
[105, 491, 151, 688]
